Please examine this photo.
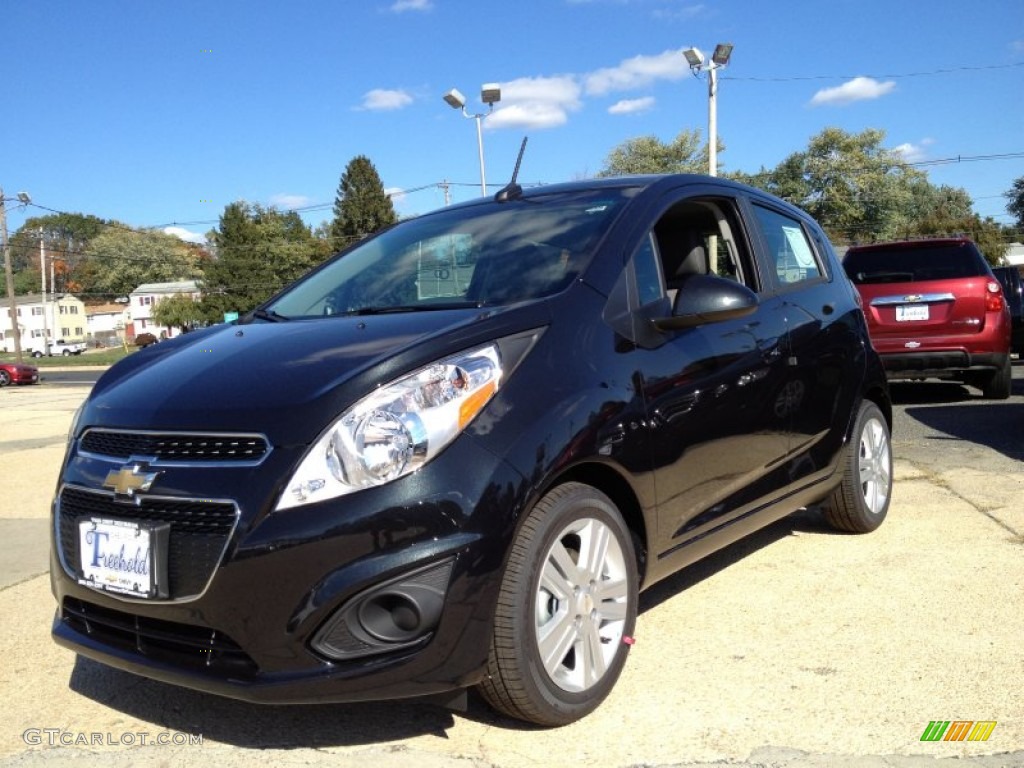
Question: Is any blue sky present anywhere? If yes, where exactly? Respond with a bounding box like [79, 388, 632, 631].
[2, 0, 1022, 243]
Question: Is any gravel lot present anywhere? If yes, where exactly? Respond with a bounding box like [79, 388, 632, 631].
[1, 367, 1021, 767]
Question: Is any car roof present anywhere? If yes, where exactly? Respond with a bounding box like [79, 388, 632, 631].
[441, 173, 814, 221]
[845, 237, 974, 254]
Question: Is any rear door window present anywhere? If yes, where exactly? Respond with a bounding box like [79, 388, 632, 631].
[750, 204, 823, 287]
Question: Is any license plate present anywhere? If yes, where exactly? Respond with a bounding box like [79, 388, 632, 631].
[896, 304, 929, 321]
[78, 517, 168, 598]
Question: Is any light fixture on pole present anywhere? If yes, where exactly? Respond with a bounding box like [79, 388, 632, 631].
[443, 83, 501, 197]
[682, 43, 733, 177]
[1, 189, 32, 364]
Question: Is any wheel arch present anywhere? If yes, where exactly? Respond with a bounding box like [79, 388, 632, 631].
[863, 383, 893, 433]
[539, 462, 650, 588]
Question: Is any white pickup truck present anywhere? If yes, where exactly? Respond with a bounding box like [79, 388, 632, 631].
[26, 339, 88, 357]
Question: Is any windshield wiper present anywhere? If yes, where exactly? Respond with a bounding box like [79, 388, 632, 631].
[341, 302, 481, 316]
[248, 308, 291, 323]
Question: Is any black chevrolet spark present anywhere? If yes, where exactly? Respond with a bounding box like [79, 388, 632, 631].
[51, 175, 892, 726]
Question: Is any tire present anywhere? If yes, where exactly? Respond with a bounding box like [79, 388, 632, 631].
[823, 401, 892, 533]
[32, 351, 43, 358]
[981, 357, 1011, 400]
[0, 370, 10, 387]
[478, 482, 638, 726]
[62, 349, 71, 357]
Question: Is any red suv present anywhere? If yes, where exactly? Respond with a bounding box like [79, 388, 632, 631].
[844, 238, 1012, 399]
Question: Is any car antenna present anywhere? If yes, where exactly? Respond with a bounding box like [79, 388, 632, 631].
[494, 136, 528, 202]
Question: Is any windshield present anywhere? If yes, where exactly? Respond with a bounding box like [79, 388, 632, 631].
[843, 243, 987, 285]
[266, 188, 636, 317]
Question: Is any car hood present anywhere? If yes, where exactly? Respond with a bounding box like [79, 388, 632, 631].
[83, 308, 522, 445]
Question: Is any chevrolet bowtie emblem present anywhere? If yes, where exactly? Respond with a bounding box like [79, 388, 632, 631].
[103, 465, 161, 497]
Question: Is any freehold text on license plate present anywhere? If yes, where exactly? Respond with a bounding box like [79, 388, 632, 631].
[896, 304, 929, 321]
[78, 517, 167, 598]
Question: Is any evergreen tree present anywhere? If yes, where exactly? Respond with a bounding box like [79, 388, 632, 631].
[201, 202, 324, 321]
[329, 155, 396, 251]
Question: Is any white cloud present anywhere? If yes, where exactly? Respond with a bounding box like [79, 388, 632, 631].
[810, 77, 896, 106]
[608, 96, 655, 115]
[584, 49, 689, 95]
[269, 194, 311, 209]
[486, 76, 582, 130]
[359, 88, 414, 111]
[391, 0, 432, 11]
[893, 138, 935, 164]
[163, 226, 207, 244]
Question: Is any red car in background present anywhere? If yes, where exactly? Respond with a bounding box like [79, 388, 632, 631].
[0, 361, 40, 387]
[843, 238, 1012, 399]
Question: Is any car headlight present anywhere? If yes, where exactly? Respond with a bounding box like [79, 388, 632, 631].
[277, 343, 503, 510]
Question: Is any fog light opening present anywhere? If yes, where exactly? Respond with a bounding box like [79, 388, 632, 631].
[310, 558, 454, 661]
[360, 592, 424, 643]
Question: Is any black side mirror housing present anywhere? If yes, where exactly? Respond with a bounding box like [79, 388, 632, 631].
[652, 274, 758, 331]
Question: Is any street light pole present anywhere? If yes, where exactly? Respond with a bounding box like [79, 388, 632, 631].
[473, 112, 487, 196]
[443, 84, 502, 197]
[707, 64, 719, 178]
[683, 43, 733, 177]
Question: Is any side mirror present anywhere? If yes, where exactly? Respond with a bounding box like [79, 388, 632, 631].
[652, 274, 758, 331]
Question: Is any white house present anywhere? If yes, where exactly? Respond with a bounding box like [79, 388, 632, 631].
[1, 294, 87, 355]
[128, 280, 201, 341]
[1004, 243, 1024, 267]
[85, 302, 132, 347]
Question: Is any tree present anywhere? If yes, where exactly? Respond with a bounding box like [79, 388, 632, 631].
[597, 129, 711, 177]
[734, 127, 927, 243]
[729, 126, 1009, 259]
[81, 227, 205, 298]
[201, 202, 325, 321]
[7, 212, 108, 295]
[151, 293, 205, 334]
[329, 155, 396, 251]
[13, 267, 40, 295]
[1006, 176, 1024, 233]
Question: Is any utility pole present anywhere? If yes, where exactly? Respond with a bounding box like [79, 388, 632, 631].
[1, 187, 25, 363]
[41, 228, 49, 355]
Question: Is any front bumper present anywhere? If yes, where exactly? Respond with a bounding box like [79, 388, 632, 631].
[50, 437, 525, 704]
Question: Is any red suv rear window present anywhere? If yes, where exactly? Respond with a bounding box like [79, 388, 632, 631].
[844, 243, 987, 285]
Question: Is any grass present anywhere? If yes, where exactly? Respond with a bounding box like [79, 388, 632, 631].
[1, 347, 133, 367]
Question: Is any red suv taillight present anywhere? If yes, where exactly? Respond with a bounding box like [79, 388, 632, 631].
[985, 280, 1005, 312]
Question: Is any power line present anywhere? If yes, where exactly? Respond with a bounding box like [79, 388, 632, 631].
[724, 61, 1024, 83]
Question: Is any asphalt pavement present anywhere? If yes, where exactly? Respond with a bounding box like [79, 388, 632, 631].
[1, 367, 1022, 768]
